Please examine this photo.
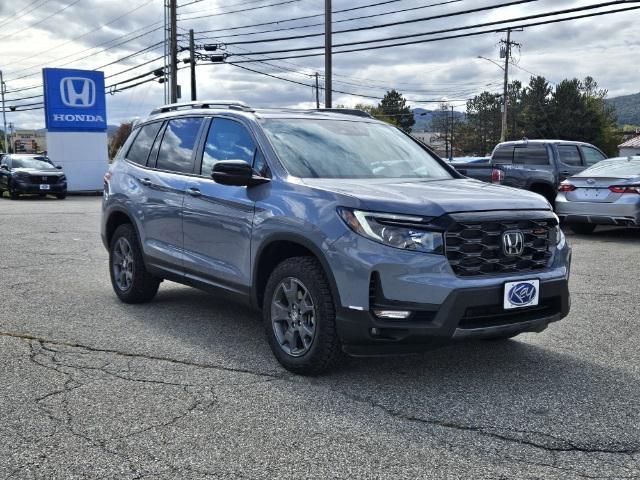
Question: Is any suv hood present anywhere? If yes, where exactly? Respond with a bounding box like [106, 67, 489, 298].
[302, 177, 551, 217]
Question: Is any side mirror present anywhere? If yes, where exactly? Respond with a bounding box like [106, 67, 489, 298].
[0, 165, 8, 171]
[55, 165, 63, 170]
[211, 160, 269, 187]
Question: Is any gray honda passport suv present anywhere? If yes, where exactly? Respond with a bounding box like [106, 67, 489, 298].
[101, 101, 571, 374]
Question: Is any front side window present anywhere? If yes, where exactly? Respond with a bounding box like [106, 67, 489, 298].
[127, 122, 162, 166]
[261, 119, 452, 179]
[514, 145, 550, 165]
[156, 117, 204, 173]
[201, 118, 257, 176]
[557, 145, 582, 166]
[582, 146, 606, 166]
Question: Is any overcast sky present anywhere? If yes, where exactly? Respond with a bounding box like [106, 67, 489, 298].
[0, 0, 638, 129]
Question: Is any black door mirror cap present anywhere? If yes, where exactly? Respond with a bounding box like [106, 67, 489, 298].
[0, 164, 8, 170]
[211, 160, 270, 187]
[55, 165, 63, 170]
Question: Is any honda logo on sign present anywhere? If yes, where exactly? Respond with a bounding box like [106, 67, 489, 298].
[502, 231, 524, 256]
[60, 77, 96, 107]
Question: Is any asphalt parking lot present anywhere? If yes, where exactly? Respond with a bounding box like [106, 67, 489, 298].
[1, 196, 639, 479]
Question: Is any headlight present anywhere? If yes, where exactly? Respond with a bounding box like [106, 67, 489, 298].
[337, 207, 444, 254]
[555, 225, 566, 249]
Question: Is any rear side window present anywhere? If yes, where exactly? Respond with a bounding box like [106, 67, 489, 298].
[582, 146, 606, 166]
[514, 145, 550, 165]
[201, 118, 257, 176]
[156, 117, 204, 174]
[492, 146, 514, 164]
[557, 145, 582, 166]
[127, 122, 163, 166]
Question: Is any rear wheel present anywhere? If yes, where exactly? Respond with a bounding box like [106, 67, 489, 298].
[9, 186, 19, 200]
[263, 257, 343, 375]
[109, 223, 160, 303]
[568, 223, 596, 235]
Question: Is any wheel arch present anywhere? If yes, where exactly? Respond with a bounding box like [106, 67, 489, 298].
[252, 233, 341, 311]
[105, 209, 140, 248]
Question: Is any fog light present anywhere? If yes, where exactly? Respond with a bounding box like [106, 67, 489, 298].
[373, 309, 411, 319]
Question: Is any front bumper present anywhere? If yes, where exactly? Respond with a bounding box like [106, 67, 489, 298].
[326, 223, 571, 354]
[13, 180, 67, 194]
[337, 277, 570, 355]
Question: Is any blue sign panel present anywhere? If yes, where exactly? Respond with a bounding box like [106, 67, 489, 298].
[43, 68, 107, 132]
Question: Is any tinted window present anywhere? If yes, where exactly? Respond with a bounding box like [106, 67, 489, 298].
[492, 146, 513, 164]
[201, 118, 256, 176]
[582, 146, 606, 166]
[514, 145, 549, 165]
[156, 117, 203, 173]
[261, 119, 451, 179]
[127, 122, 162, 166]
[11, 157, 54, 169]
[557, 145, 582, 166]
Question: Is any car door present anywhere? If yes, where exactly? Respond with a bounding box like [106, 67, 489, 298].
[127, 117, 204, 274]
[555, 144, 586, 182]
[182, 117, 262, 292]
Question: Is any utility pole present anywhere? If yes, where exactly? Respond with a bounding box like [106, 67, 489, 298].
[314, 73, 320, 109]
[324, 0, 332, 108]
[0, 71, 7, 154]
[450, 105, 454, 160]
[499, 28, 520, 142]
[169, 0, 178, 103]
[189, 29, 197, 101]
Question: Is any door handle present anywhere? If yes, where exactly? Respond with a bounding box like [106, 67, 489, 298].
[187, 187, 201, 197]
[139, 177, 152, 186]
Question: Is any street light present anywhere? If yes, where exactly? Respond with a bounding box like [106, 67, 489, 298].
[477, 55, 505, 71]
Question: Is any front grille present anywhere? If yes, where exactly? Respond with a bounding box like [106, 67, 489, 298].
[445, 217, 554, 277]
[459, 297, 562, 329]
[28, 175, 59, 184]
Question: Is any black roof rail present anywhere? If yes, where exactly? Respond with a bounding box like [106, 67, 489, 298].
[150, 100, 252, 115]
[311, 108, 374, 119]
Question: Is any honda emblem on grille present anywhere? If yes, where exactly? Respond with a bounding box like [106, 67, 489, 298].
[502, 231, 524, 256]
[42, 176, 48, 181]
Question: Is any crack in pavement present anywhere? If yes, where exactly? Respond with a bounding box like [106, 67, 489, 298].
[3, 329, 639, 479]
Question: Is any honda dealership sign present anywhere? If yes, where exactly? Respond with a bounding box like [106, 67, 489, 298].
[42, 68, 109, 191]
[43, 68, 107, 132]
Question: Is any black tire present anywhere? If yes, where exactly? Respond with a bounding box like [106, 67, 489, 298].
[56, 193, 66, 200]
[109, 223, 160, 304]
[263, 256, 343, 375]
[568, 223, 596, 235]
[9, 187, 19, 200]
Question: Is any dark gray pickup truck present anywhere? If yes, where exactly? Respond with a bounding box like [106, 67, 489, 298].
[454, 140, 607, 204]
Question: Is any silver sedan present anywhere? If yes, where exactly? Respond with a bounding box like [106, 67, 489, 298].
[556, 156, 640, 234]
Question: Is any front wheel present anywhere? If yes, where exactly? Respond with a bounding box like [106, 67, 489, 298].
[263, 257, 343, 375]
[9, 187, 19, 200]
[109, 223, 160, 303]
[56, 193, 66, 200]
[568, 223, 596, 235]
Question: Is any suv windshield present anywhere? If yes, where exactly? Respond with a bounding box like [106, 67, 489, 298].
[261, 118, 453, 179]
[12, 157, 53, 169]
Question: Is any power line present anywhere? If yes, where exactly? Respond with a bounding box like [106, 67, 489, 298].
[227, 2, 640, 57]
[179, 0, 304, 21]
[195, 0, 464, 41]
[0, 0, 53, 29]
[224, 0, 541, 46]
[0, 0, 84, 43]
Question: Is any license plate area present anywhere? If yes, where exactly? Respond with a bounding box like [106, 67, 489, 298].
[40, 184, 50, 190]
[503, 279, 540, 310]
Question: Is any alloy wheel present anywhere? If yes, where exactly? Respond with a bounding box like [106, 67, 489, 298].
[112, 237, 135, 292]
[271, 277, 317, 357]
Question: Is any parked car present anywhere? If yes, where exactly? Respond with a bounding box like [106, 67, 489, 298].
[0, 154, 67, 199]
[453, 139, 607, 204]
[556, 156, 640, 234]
[102, 102, 571, 374]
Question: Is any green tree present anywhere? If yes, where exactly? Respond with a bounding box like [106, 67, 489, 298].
[461, 92, 502, 155]
[108, 122, 133, 160]
[520, 76, 554, 138]
[377, 90, 415, 132]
